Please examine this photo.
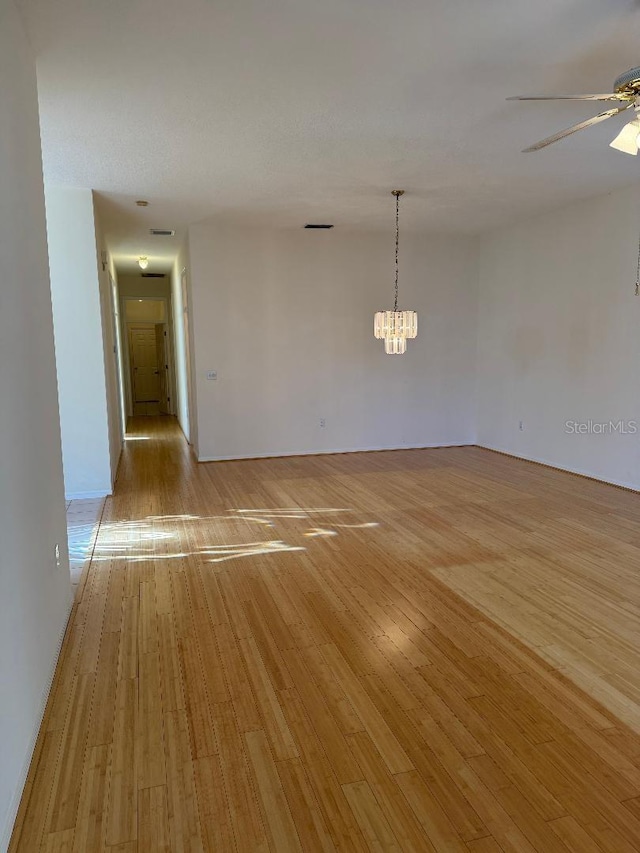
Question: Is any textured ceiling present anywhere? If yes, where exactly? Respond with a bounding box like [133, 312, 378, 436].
[19, 0, 640, 272]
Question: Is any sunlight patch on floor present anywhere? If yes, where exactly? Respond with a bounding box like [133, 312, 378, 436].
[89, 507, 379, 565]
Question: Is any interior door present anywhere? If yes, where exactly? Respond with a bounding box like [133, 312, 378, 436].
[155, 323, 170, 414]
[130, 327, 160, 402]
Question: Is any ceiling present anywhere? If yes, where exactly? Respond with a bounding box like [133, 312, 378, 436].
[19, 0, 640, 272]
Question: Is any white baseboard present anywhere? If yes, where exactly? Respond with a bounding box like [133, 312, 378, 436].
[1, 594, 73, 852]
[477, 443, 640, 493]
[65, 488, 111, 501]
[198, 441, 474, 463]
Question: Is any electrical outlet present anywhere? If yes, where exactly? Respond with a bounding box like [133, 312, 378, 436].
[206, 371, 217, 381]
[320, 418, 326, 428]
[54, 543, 61, 569]
[519, 420, 524, 431]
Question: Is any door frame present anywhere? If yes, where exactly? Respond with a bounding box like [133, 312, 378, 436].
[121, 296, 175, 418]
[155, 322, 172, 415]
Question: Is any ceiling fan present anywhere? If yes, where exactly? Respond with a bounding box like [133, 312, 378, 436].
[509, 66, 640, 154]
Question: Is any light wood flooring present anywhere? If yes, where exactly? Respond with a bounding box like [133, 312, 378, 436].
[9, 417, 640, 852]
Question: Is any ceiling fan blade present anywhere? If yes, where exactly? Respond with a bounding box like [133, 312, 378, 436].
[610, 117, 640, 154]
[522, 102, 635, 152]
[508, 94, 632, 102]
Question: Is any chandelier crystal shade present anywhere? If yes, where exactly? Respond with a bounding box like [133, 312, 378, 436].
[373, 190, 417, 354]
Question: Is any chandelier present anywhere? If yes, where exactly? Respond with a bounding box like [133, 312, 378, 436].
[374, 190, 418, 354]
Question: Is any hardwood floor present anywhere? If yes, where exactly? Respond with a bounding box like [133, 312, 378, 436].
[10, 417, 640, 852]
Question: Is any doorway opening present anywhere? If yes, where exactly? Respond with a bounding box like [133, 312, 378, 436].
[122, 297, 175, 417]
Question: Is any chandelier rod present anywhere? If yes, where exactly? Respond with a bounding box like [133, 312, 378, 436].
[392, 190, 404, 311]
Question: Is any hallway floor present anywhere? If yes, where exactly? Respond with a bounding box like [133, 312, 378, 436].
[10, 417, 640, 851]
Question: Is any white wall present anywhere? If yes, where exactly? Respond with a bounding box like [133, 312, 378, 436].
[189, 224, 478, 460]
[170, 240, 194, 443]
[119, 273, 171, 300]
[45, 185, 113, 498]
[94, 201, 123, 486]
[0, 2, 73, 847]
[125, 299, 166, 322]
[109, 266, 128, 439]
[477, 183, 640, 490]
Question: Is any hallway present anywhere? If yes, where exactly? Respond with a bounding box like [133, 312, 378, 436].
[10, 418, 640, 851]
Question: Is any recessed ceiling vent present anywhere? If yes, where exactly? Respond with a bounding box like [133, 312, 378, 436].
[141, 272, 166, 278]
[304, 223, 334, 229]
[149, 228, 175, 236]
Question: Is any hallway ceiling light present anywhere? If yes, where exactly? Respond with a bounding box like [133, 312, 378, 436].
[373, 190, 418, 355]
[138, 256, 149, 269]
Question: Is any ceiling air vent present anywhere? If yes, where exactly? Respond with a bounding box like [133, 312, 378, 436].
[304, 223, 334, 229]
[141, 273, 166, 278]
[149, 228, 175, 236]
